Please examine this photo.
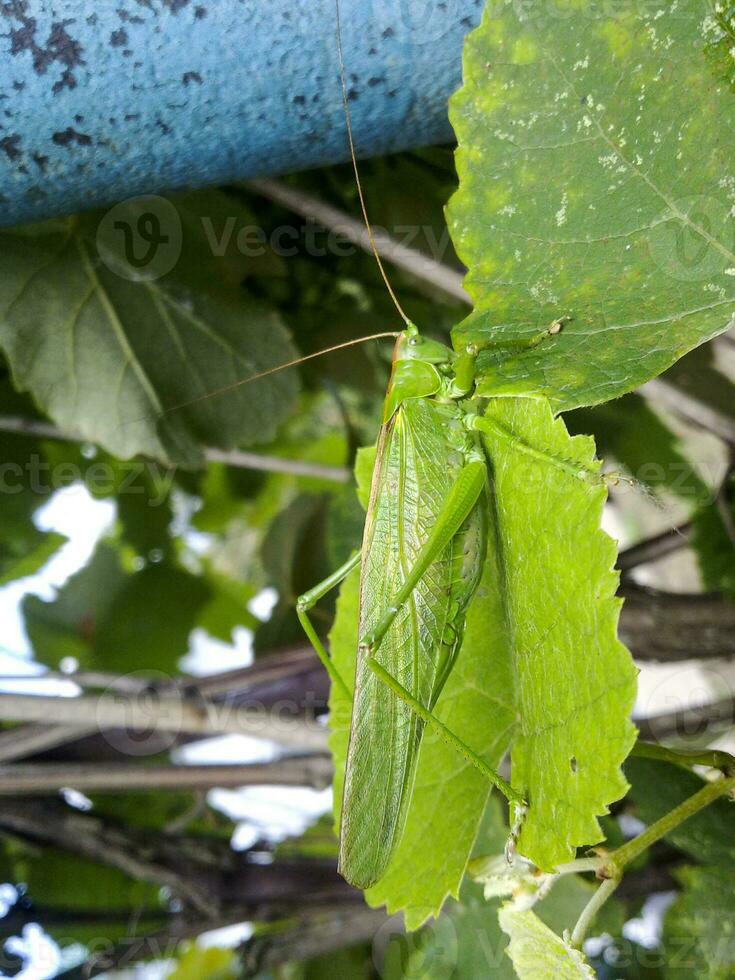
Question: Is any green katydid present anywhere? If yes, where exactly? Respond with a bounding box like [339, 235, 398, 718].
[291, 0, 604, 890]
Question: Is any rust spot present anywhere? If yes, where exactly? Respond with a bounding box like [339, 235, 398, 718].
[182, 70, 202, 85]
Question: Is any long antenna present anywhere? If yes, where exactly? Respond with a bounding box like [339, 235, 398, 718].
[334, 0, 412, 326]
[158, 332, 399, 419]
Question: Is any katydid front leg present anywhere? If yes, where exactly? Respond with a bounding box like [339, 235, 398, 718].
[296, 551, 360, 700]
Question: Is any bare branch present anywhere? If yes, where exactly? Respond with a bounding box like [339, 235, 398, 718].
[635, 695, 735, 742]
[620, 586, 735, 663]
[0, 723, 96, 763]
[247, 177, 471, 304]
[0, 415, 349, 482]
[0, 756, 333, 794]
[0, 691, 329, 752]
[0, 646, 329, 764]
[640, 376, 735, 446]
[241, 906, 386, 976]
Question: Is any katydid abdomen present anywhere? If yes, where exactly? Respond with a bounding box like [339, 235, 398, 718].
[340, 383, 488, 888]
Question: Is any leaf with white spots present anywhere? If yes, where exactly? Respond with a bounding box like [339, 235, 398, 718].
[448, 0, 735, 411]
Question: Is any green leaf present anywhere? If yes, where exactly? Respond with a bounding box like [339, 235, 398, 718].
[663, 867, 735, 980]
[482, 398, 637, 870]
[0, 528, 66, 585]
[448, 1, 735, 411]
[625, 757, 735, 867]
[0, 203, 299, 468]
[24, 542, 210, 674]
[167, 944, 238, 980]
[692, 473, 735, 599]
[329, 460, 516, 928]
[400, 802, 623, 979]
[499, 905, 596, 979]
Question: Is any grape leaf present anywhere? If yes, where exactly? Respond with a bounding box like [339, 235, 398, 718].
[499, 905, 595, 979]
[481, 398, 637, 870]
[448, 0, 735, 411]
[0, 199, 299, 468]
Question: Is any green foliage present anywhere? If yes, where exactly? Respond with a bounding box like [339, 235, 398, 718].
[662, 867, 735, 979]
[448, 0, 735, 410]
[24, 542, 210, 674]
[0, 197, 299, 468]
[166, 944, 238, 980]
[625, 757, 735, 867]
[0, 528, 66, 585]
[482, 399, 637, 870]
[692, 474, 735, 599]
[499, 905, 595, 979]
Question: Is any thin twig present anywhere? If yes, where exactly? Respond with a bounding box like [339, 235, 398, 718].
[0, 691, 329, 752]
[630, 739, 735, 774]
[0, 756, 333, 794]
[247, 177, 471, 304]
[204, 446, 349, 482]
[0, 415, 350, 482]
[617, 522, 692, 572]
[0, 723, 96, 763]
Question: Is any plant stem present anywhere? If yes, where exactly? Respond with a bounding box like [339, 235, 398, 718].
[630, 739, 735, 774]
[571, 773, 735, 946]
[570, 876, 619, 948]
[610, 774, 735, 872]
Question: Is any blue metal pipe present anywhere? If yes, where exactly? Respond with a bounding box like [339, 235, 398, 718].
[0, 0, 482, 227]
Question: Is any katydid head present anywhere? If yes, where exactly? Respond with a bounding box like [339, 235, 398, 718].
[382, 325, 456, 422]
[392, 323, 454, 367]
